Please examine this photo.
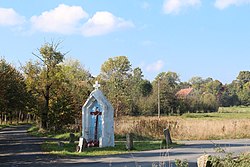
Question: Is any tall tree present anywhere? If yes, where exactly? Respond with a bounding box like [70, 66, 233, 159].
[23, 42, 65, 129]
[59, 59, 92, 130]
[153, 71, 180, 115]
[237, 71, 250, 84]
[205, 80, 223, 102]
[128, 67, 153, 115]
[238, 81, 250, 106]
[0, 58, 28, 124]
[99, 56, 132, 117]
[188, 76, 205, 91]
[60, 59, 92, 105]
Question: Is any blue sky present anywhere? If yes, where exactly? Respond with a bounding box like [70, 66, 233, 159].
[0, 0, 249, 84]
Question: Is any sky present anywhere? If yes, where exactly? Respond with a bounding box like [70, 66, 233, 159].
[0, 0, 249, 84]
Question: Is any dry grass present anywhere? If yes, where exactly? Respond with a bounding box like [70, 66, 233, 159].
[115, 113, 250, 140]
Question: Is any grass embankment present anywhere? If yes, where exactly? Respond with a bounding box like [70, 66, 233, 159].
[28, 125, 177, 156]
[115, 107, 250, 141]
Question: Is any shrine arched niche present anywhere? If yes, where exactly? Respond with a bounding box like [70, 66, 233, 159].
[88, 100, 103, 147]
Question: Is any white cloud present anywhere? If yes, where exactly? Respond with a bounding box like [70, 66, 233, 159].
[30, 4, 88, 34]
[82, 11, 134, 37]
[163, 0, 201, 14]
[0, 7, 25, 26]
[214, 0, 250, 9]
[0, 4, 134, 36]
[146, 60, 164, 72]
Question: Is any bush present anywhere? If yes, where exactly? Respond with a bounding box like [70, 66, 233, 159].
[209, 153, 250, 167]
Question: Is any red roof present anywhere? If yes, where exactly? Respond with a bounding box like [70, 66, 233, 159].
[176, 88, 193, 98]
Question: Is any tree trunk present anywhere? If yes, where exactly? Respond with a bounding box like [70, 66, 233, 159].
[21, 113, 24, 122]
[10, 112, 12, 124]
[4, 114, 7, 124]
[41, 85, 49, 130]
[17, 111, 18, 124]
[17, 111, 20, 124]
[26, 113, 29, 123]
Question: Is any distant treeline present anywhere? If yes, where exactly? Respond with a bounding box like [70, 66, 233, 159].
[0, 42, 249, 131]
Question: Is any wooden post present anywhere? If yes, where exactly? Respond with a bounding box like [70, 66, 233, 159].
[126, 133, 134, 150]
[163, 128, 172, 145]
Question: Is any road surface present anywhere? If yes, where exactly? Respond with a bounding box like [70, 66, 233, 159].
[0, 125, 249, 167]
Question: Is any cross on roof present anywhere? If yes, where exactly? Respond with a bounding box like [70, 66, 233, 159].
[93, 81, 101, 90]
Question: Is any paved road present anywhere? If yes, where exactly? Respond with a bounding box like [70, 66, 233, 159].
[0, 125, 61, 167]
[0, 125, 250, 167]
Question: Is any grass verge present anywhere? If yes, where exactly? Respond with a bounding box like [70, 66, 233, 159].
[0, 123, 28, 130]
[28, 125, 80, 141]
[28, 125, 179, 156]
[42, 141, 179, 156]
[0, 124, 11, 130]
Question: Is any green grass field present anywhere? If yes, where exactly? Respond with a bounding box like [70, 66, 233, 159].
[181, 106, 250, 119]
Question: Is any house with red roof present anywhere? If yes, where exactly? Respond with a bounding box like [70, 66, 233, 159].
[175, 87, 194, 99]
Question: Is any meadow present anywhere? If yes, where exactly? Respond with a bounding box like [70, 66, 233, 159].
[115, 107, 250, 141]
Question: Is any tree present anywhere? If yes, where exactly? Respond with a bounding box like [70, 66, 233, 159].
[237, 71, 250, 84]
[0, 58, 28, 124]
[58, 59, 92, 130]
[238, 81, 250, 106]
[99, 56, 132, 117]
[153, 71, 180, 115]
[49, 84, 76, 131]
[23, 42, 65, 129]
[128, 67, 153, 115]
[139, 80, 152, 97]
[189, 77, 204, 89]
[201, 93, 219, 112]
[204, 80, 223, 104]
[179, 76, 223, 113]
[60, 59, 92, 106]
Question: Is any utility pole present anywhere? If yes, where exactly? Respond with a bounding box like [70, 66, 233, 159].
[158, 77, 161, 118]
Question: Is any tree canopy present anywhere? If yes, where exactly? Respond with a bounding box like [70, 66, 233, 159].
[1, 42, 250, 129]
